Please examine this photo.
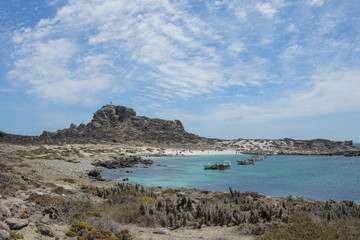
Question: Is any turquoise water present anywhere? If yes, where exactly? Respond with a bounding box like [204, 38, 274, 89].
[101, 155, 360, 202]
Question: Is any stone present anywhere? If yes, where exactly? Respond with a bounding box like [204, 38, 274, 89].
[5, 218, 29, 230]
[87, 169, 105, 181]
[40, 214, 50, 224]
[0, 221, 10, 232]
[0, 230, 10, 240]
[0, 203, 9, 217]
[153, 229, 170, 235]
[36, 223, 54, 237]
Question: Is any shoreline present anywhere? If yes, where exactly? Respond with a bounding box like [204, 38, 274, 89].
[1, 143, 360, 239]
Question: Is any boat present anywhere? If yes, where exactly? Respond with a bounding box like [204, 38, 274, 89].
[237, 159, 254, 165]
[248, 155, 265, 161]
[204, 163, 218, 170]
[218, 161, 231, 170]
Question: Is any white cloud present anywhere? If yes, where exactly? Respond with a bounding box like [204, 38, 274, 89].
[204, 69, 360, 124]
[281, 44, 304, 59]
[10, 0, 274, 105]
[310, 0, 324, 7]
[286, 23, 297, 33]
[6, 0, 360, 116]
[228, 41, 245, 53]
[255, 2, 277, 19]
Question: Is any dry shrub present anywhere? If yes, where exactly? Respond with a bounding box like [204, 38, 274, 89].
[115, 229, 134, 240]
[30, 194, 66, 207]
[258, 212, 360, 240]
[161, 188, 179, 195]
[80, 229, 117, 240]
[0, 172, 27, 194]
[138, 215, 158, 227]
[103, 202, 141, 224]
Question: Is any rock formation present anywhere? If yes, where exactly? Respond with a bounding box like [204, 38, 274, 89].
[0, 104, 359, 156]
[0, 105, 207, 146]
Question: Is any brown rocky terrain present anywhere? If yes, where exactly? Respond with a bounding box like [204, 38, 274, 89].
[0, 104, 359, 156]
[1, 143, 360, 240]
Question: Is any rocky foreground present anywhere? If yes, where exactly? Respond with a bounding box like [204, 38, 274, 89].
[1, 143, 360, 240]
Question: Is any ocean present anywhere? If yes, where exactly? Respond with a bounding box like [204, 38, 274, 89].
[101, 154, 360, 202]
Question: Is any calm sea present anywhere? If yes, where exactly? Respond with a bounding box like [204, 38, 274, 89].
[101, 154, 360, 202]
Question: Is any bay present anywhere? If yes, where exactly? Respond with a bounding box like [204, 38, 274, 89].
[101, 154, 360, 202]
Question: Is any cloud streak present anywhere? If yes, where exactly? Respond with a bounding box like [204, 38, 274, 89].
[4, 0, 360, 139]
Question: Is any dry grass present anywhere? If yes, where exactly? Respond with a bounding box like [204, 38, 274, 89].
[257, 211, 360, 240]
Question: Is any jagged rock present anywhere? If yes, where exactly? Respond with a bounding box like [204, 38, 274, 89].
[0, 104, 204, 145]
[5, 218, 29, 230]
[91, 105, 136, 127]
[0, 230, 10, 240]
[92, 156, 153, 169]
[87, 169, 105, 181]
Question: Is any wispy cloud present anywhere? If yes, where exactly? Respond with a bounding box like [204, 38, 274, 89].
[4, 0, 360, 139]
[191, 69, 360, 125]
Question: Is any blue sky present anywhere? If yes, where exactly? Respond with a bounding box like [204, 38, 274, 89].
[1, 0, 360, 142]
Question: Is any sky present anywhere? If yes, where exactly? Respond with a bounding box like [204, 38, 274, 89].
[0, 0, 360, 142]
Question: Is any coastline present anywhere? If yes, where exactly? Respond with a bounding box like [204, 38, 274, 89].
[1, 142, 360, 239]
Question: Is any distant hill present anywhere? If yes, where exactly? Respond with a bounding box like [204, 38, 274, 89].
[1, 105, 359, 156]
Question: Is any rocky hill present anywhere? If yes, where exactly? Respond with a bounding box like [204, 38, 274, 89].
[0, 104, 359, 155]
[0, 105, 214, 146]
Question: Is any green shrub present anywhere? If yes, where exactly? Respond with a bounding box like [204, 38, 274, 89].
[137, 196, 158, 204]
[80, 229, 117, 240]
[69, 211, 103, 222]
[9, 231, 24, 239]
[66, 222, 95, 237]
[116, 229, 134, 240]
[161, 188, 179, 195]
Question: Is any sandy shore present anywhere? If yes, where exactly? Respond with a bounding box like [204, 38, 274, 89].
[159, 148, 240, 156]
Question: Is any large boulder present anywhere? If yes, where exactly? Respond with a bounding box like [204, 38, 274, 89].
[90, 105, 136, 129]
[0, 221, 10, 232]
[0, 203, 9, 217]
[5, 218, 29, 230]
[0, 230, 10, 240]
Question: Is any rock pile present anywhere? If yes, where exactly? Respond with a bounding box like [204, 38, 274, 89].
[92, 155, 153, 169]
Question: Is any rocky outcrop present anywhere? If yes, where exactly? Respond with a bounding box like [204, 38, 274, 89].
[89, 105, 136, 129]
[227, 138, 360, 156]
[34, 104, 204, 145]
[0, 105, 359, 156]
[92, 156, 153, 169]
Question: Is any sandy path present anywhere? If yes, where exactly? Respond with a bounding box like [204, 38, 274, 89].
[130, 226, 255, 240]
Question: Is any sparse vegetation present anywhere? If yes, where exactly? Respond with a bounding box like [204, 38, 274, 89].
[9, 231, 24, 239]
[161, 188, 179, 195]
[257, 212, 360, 240]
[0, 172, 27, 194]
